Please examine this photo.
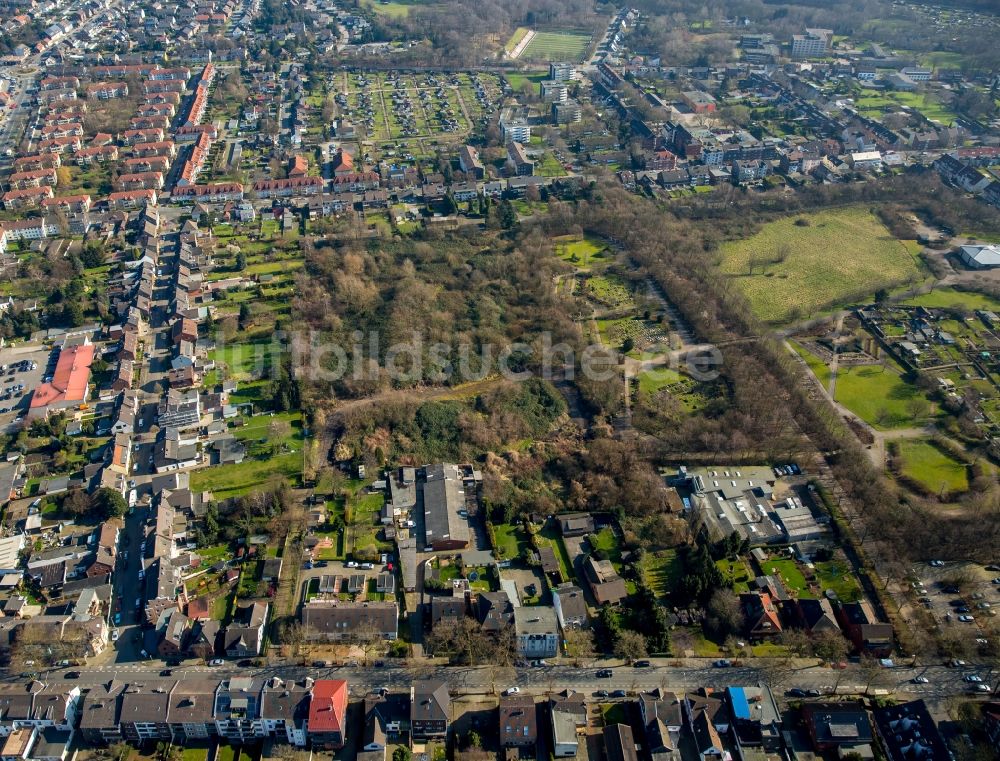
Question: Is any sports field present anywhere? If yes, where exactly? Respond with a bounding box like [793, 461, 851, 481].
[718, 207, 924, 324]
[521, 31, 592, 62]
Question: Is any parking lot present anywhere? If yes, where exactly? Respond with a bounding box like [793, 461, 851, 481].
[910, 560, 999, 658]
[0, 344, 52, 430]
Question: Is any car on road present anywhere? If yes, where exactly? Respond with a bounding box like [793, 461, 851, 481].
[64, 671, 80, 679]
[929, 560, 945, 567]
[786, 688, 808, 698]
[949, 659, 968, 667]
[972, 683, 991, 693]
[964, 675, 983, 683]
[713, 659, 732, 667]
[160, 669, 172, 676]
[633, 660, 650, 667]
[208, 659, 224, 666]
[593, 690, 609, 698]
[611, 690, 627, 698]
[503, 687, 520, 696]
[912, 676, 930, 684]
[596, 669, 613, 678]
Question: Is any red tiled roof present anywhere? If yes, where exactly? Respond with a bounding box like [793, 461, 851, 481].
[308, 680, 348, 733]
[30, 344, 94, 410]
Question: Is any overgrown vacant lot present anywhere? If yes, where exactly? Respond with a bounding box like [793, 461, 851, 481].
[897, 439, 969, 495]
[718, 207, 924, 324]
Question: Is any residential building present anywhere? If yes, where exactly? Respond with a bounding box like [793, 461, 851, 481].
[638, 689, 682, 761]
[549, 691, 586, 757]
[552, 584, 588, 630]
[791, 28, 832, 58]
[507, 142, 534, 177]
[421, 463, 471, 551]
[583, 556, 627, 606]
[514, 606, 558, 659]
[604, 724, 638, 761]
[499, 694, 536, 748]
[224, 601, 268, 658]
[410, 681, 449, 740]
[301, 600, 398, 641]
[802, 701, 873, 755]
[29, 343, 94, 418]
[836, 600, 893, 656]
[872, 700, 949, 761]
[499, 107, 530, 143]
[308, 680, 348, 750]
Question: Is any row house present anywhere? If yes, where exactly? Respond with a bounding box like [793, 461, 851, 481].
[173, 183, 244, 203]
[41, 194, 91, 214]
[48, 102, 88, 118]
[39, 123, 83, 139]
[1, 217, 59, 240]
[37, 136, 81, 153]
[72, 145, 118, 166]
[44, 111, 85, 127]
[38, 88, 77, 104]
[121, 129, 165, 146]
[86, 82, 129, 100]
[184, 84, 209, 126]
[175, 124, 217, 141]
[123, 156, 171, 173]
[144, 79, 186, 95]
[144, 91, 182, 107]
[133, 141, 176, 159]
[40, 76, 79, 91]
[149, 67, 191, 81]
[108, 190, 158, 210]
[130, 116, 171, 132]
[137, 102, 175, 119]
[330, 172, 380, 192]
[8, 169, 57, 190]
[13, 153, 59, 171]
[115, 172, 164, 192]
[252, 176, 324, 198]
[2, 185, 54, 211]
[91, 64, 155, 78]
[0, 682, 81, 736]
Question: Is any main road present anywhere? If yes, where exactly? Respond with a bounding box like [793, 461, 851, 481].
[15, 660, 995, 710]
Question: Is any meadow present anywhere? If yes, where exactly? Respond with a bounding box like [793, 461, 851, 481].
[897, 439, 969, 495]
[718, 207, 924, 324]
[834, 363, 930, 430]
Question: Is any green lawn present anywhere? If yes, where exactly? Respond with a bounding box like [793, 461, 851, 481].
[718, 207, 925, 324]
[813, 559, 863, 602]
[637, 367, 682, 395]
[554, 235, 607, 270]
[834, 363, 930, 430]
[853, 88, 957, 124]
[359, 0, 432, 18]
[762, 558, 809, 596]
[539, 524, 575, 581]
[897, 439, 969, 495]
[537, 152, 567, 177]
[190, 451, 301, 498]
[902, 287, 1000, 312]
[504, 71, 547, 94]
[791, 341, 832, 387]
[181, 748, 209, 761]
[640, 550, 680, 599]
[716, 557, 753, 593]
[493, 523, 529, 560]
[521, 31, 592, 62]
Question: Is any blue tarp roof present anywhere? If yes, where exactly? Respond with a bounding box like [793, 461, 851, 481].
[728, 687, 750, 720]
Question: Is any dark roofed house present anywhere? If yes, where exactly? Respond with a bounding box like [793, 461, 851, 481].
[638, 689, 681, 761]
[603, 724, 638, 761]
[872, 700, 948, 761]
[797, 597, 841, 635]
[558, 513, 594, 537]
[552, 584, 588, 629]
[411, 680, 450, 740]
[584, 556, 627, 606]
[499, 694, 537, 747]
[837, 600, 893, 656]
[430, 594, 468, 629]
[476, 591, 515, 633]
[302, 600, 398, 641]
[224, 601, 269, 657]
[802, 701, 873, 754]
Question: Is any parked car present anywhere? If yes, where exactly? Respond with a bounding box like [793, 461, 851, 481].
[958, 615, 976, 622]
[964, 674, 983, 683]
[208, 659, 224, 666]
[611, 690, 627, 698]
[912, 676, 930, 684]
[633, 660, 650, 667]
[503, 686, 520, 696]
[713, 659, 732, 667]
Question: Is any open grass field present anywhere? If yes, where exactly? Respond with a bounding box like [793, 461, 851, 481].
[637, 367, 682, 395]
[897, 439, 969, 494]
[555, 235, 607, 270]
[360, 0, 433, 17]
[718, 207, 924, 324]
[504, 71, 547, 94]
[853, 88, 957, 124]
[834, 363, 929, 430]
[902, 287, 1000, 312]
[521, 31, 592, 62]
